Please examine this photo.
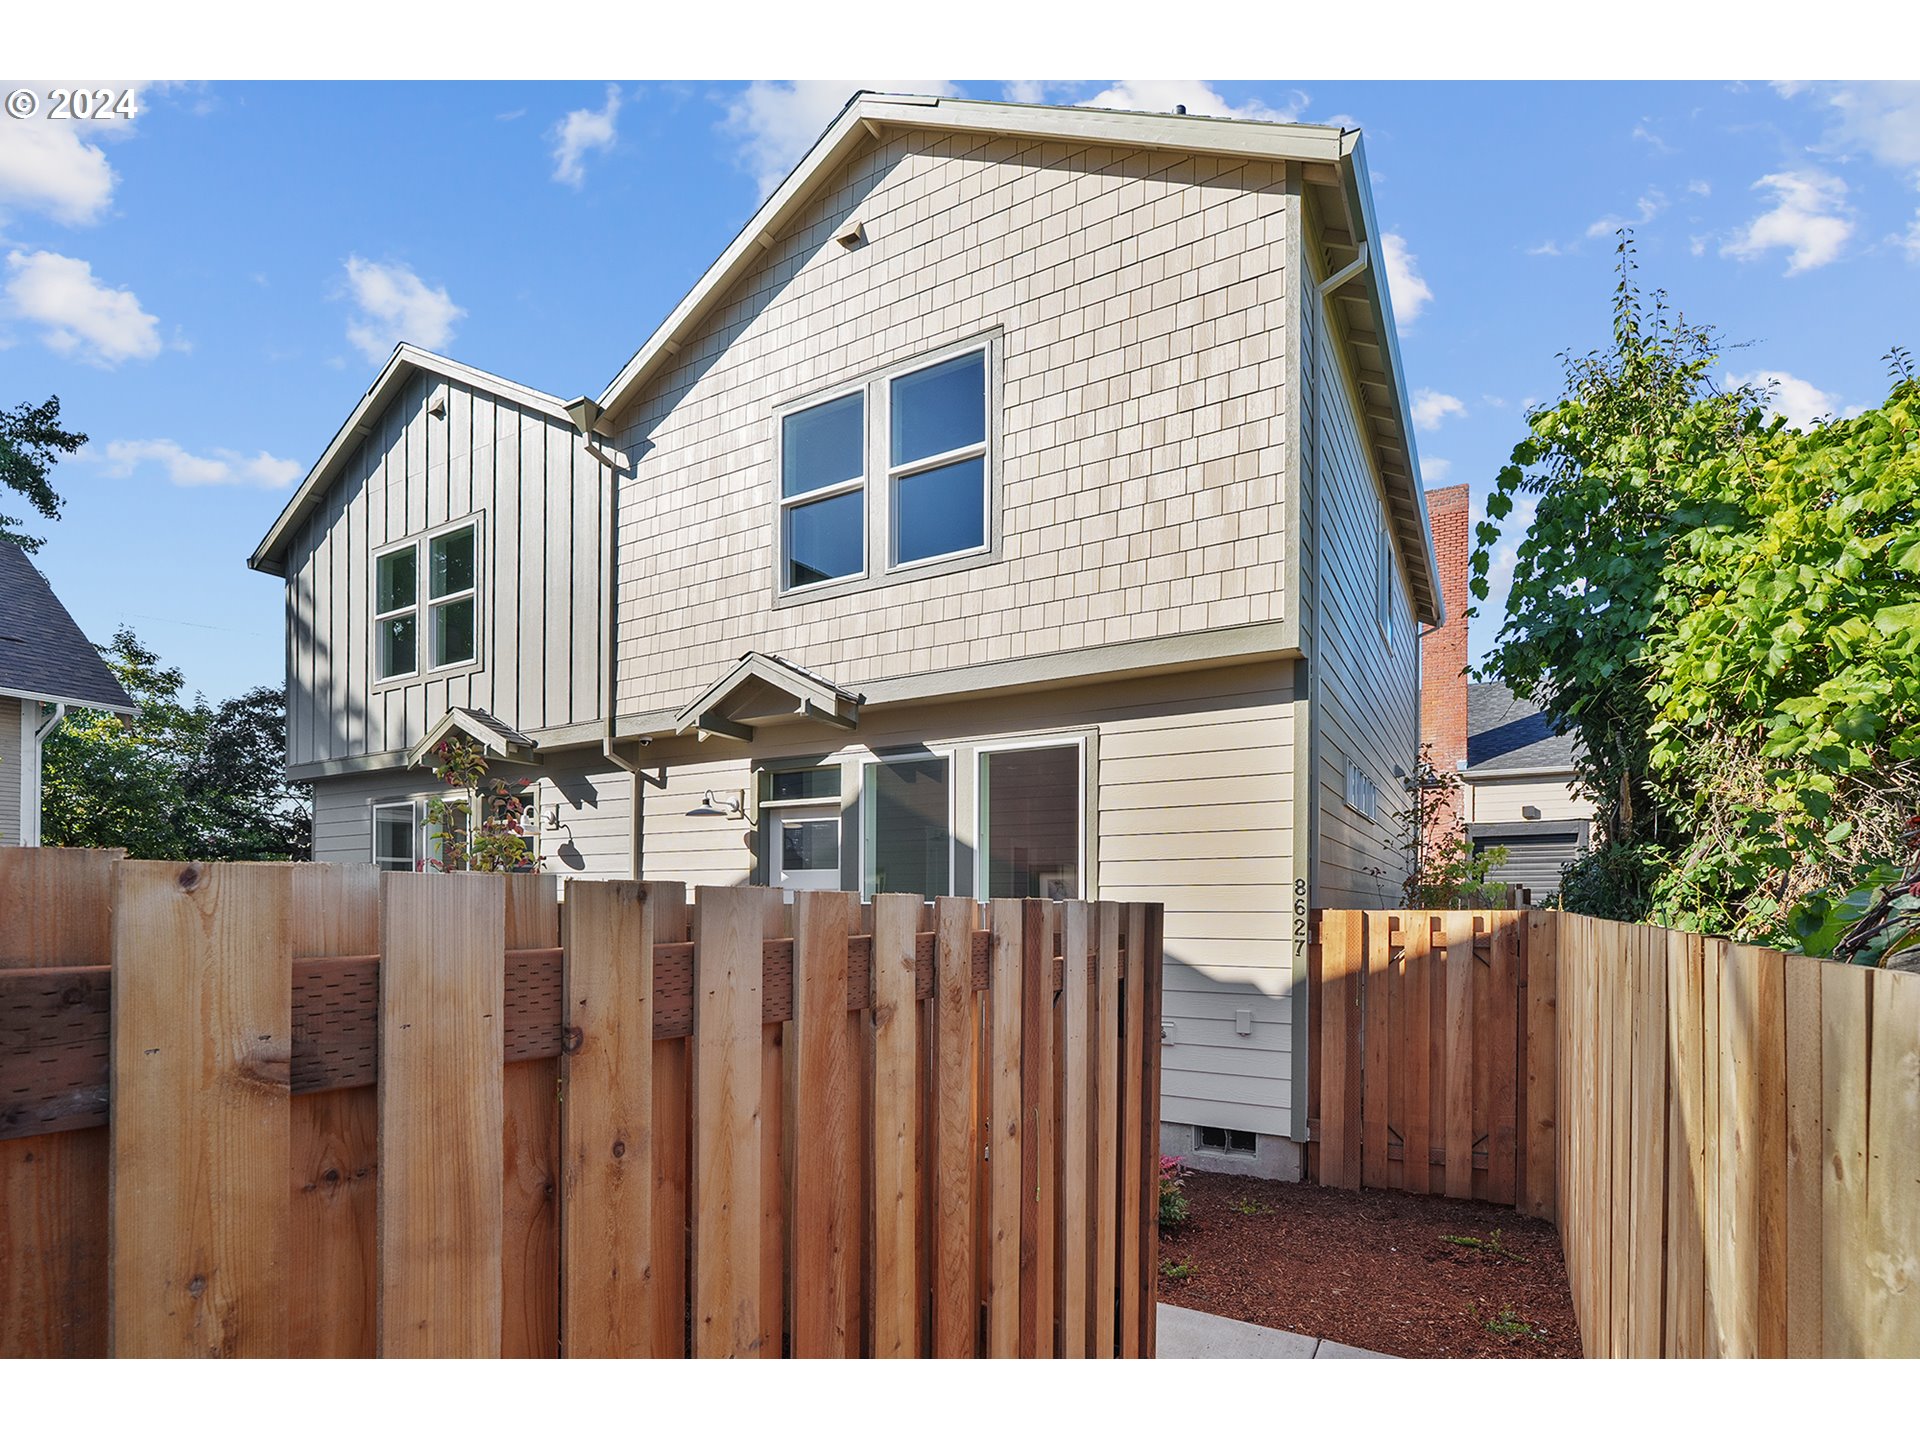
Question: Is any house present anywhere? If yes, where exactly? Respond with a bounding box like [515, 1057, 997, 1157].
[249, 93, 1441, 1179]
[1417, 483, 1594, 901]
[0, 541, 136, 846]
[1460, 681, 1593, 900]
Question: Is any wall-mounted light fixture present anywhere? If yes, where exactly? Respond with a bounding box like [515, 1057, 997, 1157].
[686, 789, 746, 820]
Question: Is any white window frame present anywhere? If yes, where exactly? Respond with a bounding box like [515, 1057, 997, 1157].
[1345, 760, 1380, 823]
[859, 746, 957, 901]
[372, 514, 484, 688]
[372, 542, 420, 683]
[973, 734, 1088, 903]
[426, 522, 480, 671]
[371, 778, 544, 874]
[774, 334, 998, 602]
[372, 798, 423, 871]
[776, 383, 870, 595]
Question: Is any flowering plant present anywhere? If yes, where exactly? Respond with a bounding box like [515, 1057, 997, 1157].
[1158, 1155, 1190, 1230]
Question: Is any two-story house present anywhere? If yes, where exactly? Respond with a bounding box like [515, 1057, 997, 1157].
[250, 93, 1440, 1179]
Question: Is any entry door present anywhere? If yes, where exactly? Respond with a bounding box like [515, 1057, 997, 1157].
[773, 805, 841, 893]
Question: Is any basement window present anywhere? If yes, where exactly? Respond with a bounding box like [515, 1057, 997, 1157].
[1196, 1126, 1257, 1156]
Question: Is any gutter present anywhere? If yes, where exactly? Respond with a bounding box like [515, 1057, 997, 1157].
[566, 397, 648, 879]
[27, 703, 65, 848]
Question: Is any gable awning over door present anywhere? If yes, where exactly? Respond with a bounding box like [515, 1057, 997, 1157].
[673, 651, 863, 742]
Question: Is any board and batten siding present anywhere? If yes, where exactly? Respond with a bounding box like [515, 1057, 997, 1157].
[1301, 256, 1419, 909]
[608, 126, 1293, 722]
[636, 660, 1299, 1138]
[0, 696, 22, 845]
[281, 369, 606, 771]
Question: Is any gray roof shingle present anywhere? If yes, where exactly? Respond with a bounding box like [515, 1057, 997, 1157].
[1466, 681, 1578, 773]
[0, 542, 136, 712]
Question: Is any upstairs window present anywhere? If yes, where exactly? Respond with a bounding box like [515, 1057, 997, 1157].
[777, 340, 993, 596]
[376, 519, 480, 680]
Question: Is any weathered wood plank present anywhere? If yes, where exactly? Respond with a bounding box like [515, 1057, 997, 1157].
[1442, 910, 1475, 1200]
[0, 845, 117, 1359]
[986, 899, 1022, 1356]
[1520, 911, 1557, 1221]
[1057, 901, 1091, 1356]
[871, 892, 921, 1358]
[930, 895, 978, 1356]
[1140, 903, 1165, 1357]
[1019, 898, 1055, 1357]
[691, 885, 764, 1357]
[1403, 912, 1432, 1197]
[559, 880, 656, 1357]
[1487, 913, 1520, 1206]
[790, 889, 856, 1357]
[288, 864, 379, 1359]
[378, 870, 504, 1357]
[501, 874, 561, 1360]
[1117, 901, 1145, 1357]
[1819, 960, 1869, 1357]
[1626, 925, 1668, 1356]
[1864, 968, 1920, 1357]
[1092, 901, 1121, 1357]
[1664, 929, 1706, 1359]
[1360, 911, 1391, 1191]
[648, 883, 689, 1357]
[1316, 909, 1360, 1189]
[110, 861, 291, 1358]
[1783, 950, 1824, 1358]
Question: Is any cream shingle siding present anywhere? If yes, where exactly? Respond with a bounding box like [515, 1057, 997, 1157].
[608, 128, 1290, 715]
[1302, 262, 1419, 909]
[0, 696, 22, 845]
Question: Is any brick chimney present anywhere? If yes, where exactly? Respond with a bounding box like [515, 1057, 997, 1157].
[1420, 484, 1471, 822]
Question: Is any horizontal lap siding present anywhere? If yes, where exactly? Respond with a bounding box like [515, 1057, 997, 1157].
[1305, 270, 1418, 910]
[0, 697, 20, 845]
[282, 375, 603, 770]
[609, 128, 1291, 722]
[636, 661, 1300, 1139]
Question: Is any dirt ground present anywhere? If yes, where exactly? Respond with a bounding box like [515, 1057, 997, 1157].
[1158, 1169, 1582, 1358]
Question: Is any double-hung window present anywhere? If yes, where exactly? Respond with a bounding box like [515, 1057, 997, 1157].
[777, 341, 992, 596]
[375, 520, 480, 680]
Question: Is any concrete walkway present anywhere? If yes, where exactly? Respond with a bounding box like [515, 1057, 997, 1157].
[1155, 1303, 1391, 1359]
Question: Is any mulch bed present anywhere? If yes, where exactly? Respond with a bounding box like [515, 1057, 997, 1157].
[1158, 1169, 1581, 1358]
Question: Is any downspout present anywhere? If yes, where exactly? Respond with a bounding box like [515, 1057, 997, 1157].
[566, 396, 647, 880]
[28, 702, 66, 847]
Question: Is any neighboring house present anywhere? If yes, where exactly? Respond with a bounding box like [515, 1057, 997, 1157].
[249, 93, 1441, 1178]
[1460, 681, 1595, 900]
[0, 541, 136, 846]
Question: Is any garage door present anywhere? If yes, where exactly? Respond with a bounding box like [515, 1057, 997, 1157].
[1473, 830, 1584, 901]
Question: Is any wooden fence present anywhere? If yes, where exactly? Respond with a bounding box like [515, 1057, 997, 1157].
[1309, 908, 1920, 1357]
[0, 847, 1164, 1358]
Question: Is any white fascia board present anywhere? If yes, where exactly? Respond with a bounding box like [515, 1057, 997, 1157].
[0, 684, 135, 716]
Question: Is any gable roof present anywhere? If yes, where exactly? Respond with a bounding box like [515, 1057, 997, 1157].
[674, 651, 863, 742]
[593, 92, 1439, 624]
[1466, 682, 1579, 773]
[404, 706, 540, 769]
[249, 94, 1439, 620]
[0, 542, 136, 713]
[248, 344, 576, 577]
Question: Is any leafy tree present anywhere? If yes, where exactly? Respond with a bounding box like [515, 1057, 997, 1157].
[41, 626, 312, 860]
[1, 396, 86, 553]
[1470, 237, 1766, 917]
[1646, 367, 1920, 939]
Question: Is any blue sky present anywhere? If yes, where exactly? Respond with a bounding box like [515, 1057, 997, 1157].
[3, 77, 1917, 702]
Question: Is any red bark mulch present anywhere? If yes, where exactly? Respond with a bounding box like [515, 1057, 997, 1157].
[1158, 1169, 1581, 1358]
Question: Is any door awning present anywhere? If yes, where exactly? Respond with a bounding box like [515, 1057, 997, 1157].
[673, 651, 863, 743]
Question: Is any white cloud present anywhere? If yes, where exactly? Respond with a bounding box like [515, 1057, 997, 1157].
[1687, 179, 1712, 197]
[723, 81, 959, 197]
[1411, 389, 1466, 431]
[1722, 170, 1854, 273]
[341, 256, 464, 365]
[1078, 80, 1305, 124]
[1784, 81, 1920, 176]
[1586, 189, 1666, 238]
[1379, 232, 1432, 322]
[1728, 369, 1840, 430]
[1422, 457, 1453, 483]
[550, 84, 621, 188]
[0, 118, 116, 226]
[3, 248, 159, 364]
[100, 438, 301, 489]
[1632, 122, 1672, 154]
[1527, 240, 1564, 257]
